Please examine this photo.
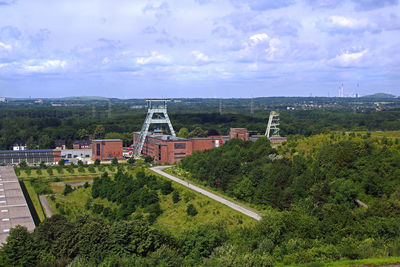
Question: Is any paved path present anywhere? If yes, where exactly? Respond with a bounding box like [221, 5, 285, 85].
[150, 166, 262, 221]
[39, 195, 52, 217]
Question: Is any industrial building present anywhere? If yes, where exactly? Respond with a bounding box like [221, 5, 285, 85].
[0, 166, 35, 244]
[133, 133, 222, 164]
[92, 139, 123, 161]
[0, 150, 61, 165]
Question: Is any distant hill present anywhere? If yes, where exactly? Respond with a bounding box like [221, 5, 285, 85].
[361, 93, 397, 99]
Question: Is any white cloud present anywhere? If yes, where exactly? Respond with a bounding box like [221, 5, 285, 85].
[191, 51, 211, 62]
[329, 49, 368, 67]
[0, 41, 12, 50]
[136, 51, 170, 65]
[319, 16, 378, 34]
[329, 16, 369, 29]
[23, 60, 67, 73]
[249, 33, 269, 45]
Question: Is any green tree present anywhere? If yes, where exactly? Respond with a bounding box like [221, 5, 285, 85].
[111, 157, 118, 165]
[127, 157, 135, 165]
[77, 160, 84, 167]
[144, 156, 153, 164]
[160, 181, 173, 195]
[172, 191, 180, 203]
[58, 159, 65, 166]
[187, 204, 198, 216]
[0, 225, 37, 266]
[46, 167, 53, 176]
[77, 128, 89, 140]
[63, 184, 74, 196]
[177, 127, 190, 139]
[94, 159, 100, 166]
[189, 126, 207, 138]
[26, 136, 36, 150]
[38, 134, 52, 149]
[40, 161, 46, 169]
[93, 125, 105, 139]
[19, 160, 27, 169]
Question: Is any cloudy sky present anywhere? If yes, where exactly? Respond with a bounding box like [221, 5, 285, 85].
[0, 0, 399, 98]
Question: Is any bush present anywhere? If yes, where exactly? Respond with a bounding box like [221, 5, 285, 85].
[160, 181, 173, 195]
[78, 166, 85, 173]
[187, 204, 198, 216]
[83, 181, 90, 188]
[63, 184, 74, 196]
[36, 169, 42, 175]
[77, 160, 84, 167]
[46, 167, 53, 176]
[40, 161, 46, 169]
[58, 159, 65, 166]
[94, 159, 100, 166]
[144, 156, 153, 163]
[127, 157, 135, 165]
[92, 203, 104, 214]
[172, 191, 180, 203]
[88, 166, 96, 173]
[19, 160, 27, 168]
[112, 157, 118, 165]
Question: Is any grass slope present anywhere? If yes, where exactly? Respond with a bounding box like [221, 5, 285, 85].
[23, 181, 46, 222]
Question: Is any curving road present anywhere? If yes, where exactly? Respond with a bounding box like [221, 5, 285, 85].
[150, 166, 262, 221]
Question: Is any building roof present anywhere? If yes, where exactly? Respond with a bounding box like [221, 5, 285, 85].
[0, 166, 35, 244]
[73, 140, 92, 145]
[0, 149, 55, 153]
[13, 142, 26, 146]
[92, 139, 122, 142]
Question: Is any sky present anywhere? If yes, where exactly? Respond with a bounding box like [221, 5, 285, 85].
[0, 0, 399, 98]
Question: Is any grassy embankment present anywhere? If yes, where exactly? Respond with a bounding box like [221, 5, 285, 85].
[162, 166, 268, 215]
[23, 181, 46, 222]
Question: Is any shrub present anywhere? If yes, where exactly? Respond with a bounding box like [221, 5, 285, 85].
[63, 184, 74, 196]
[94, 159, 100, 166]
[88, 166, 96, 173]
[78, 166, 85, 173]
[172, 191, 180, 203]
[187, 204, 198, 216]
[160, 181, 173, 195]
[46, 168, 53, 176]
[58, 159, 65, 166]
[112, 157, 118, 165]
[127, 157, 135, 165]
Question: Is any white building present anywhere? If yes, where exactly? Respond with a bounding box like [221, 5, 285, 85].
[13, 142, 26, 151]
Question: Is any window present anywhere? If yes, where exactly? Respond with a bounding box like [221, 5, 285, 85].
[174, 143, 186, 149]
[96, 144, 101, 156]
[174, 153, 186, 155]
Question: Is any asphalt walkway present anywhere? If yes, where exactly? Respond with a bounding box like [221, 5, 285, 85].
[150, 166, 262, 221]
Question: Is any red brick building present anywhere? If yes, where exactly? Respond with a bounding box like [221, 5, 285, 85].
[92, 139, 123, 161]
[133, 133, 223, 164]
[229, 128, 249, 141]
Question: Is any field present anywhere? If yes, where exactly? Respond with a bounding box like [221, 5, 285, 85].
[20, 166, 256, 235]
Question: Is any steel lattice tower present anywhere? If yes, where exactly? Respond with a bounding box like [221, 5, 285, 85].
[265, 111, 280, 138]
[133, 99, 176, 158]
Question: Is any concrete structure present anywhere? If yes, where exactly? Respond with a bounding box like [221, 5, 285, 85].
[229, 128, 250, 141]
[61, 149, 92, 160]
[0, 166, 35, 244]
[133, 133, 222, 164]
[73, 140, 92, 150]
[0, 150, 61, 165]
[92, 139, 123, 161]
[133, 99, 176, 158]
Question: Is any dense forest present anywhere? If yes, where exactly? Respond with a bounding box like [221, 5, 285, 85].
[2, 133, 400, 266]
[0, 104, 400, 149]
